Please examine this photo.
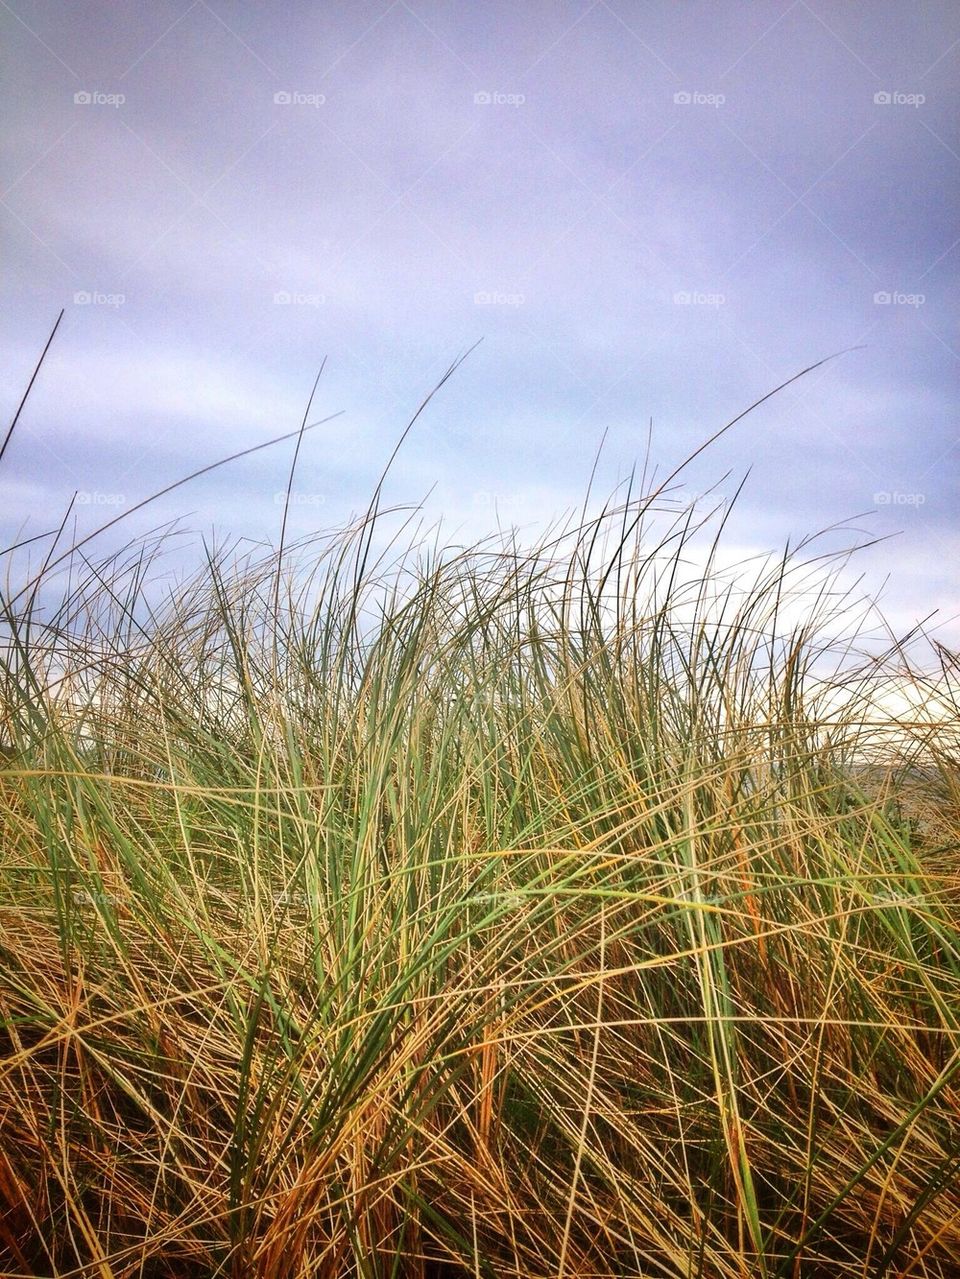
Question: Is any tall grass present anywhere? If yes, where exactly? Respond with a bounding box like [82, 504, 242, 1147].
[1, 357, 958, 1277]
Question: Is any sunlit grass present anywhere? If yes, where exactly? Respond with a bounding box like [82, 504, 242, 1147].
[1, 351, 957, 1277]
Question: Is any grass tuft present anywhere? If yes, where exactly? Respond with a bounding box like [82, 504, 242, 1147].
[1, 363, 958, 1277]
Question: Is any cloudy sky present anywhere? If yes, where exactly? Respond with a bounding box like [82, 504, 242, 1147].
[2, 0, 958, 645]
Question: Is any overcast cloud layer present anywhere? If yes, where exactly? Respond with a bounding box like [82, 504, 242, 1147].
[2, 1, 958, 644]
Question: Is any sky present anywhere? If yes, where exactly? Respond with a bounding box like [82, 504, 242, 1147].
[2, 0, 958, 650]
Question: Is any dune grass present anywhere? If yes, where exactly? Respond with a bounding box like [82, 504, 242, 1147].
[1, 363, 958, 1277]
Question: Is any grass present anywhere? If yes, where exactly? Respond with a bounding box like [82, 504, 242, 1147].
[0, 353, 958, 1277]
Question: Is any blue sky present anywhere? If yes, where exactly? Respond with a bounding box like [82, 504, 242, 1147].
[2, 0, 958, 644]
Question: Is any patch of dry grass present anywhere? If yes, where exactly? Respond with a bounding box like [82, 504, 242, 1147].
[1, 354, 958, 1276]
